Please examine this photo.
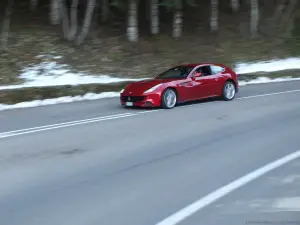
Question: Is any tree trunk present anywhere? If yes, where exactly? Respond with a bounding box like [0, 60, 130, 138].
[30, 0, 38, 11]
[67, 0, 79, 40]
[60, 0, 71, 39]
[210, 0, 218, 32]
[270, 0, 287, 31]
[75, 0, 96, 45]
[250, 0, 259, 37]
[231, 0, 239, 12]
[102, 0, 109, 22]
[50, 0, 61, 25]
[172, 0, 182, 38]
[127, 0, 138, 42]
[280, 0, 297, 37]
[1, 0, 14, 52]
[150, 0, 159, 35]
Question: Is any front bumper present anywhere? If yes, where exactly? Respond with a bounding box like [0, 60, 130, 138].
[120, 93, 161, 107]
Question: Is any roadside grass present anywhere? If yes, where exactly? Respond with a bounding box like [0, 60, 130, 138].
[0, 82, 129, 104]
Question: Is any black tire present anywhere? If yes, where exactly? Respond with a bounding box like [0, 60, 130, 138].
[161, 88, 177, 109]
[222, 81, 236, 101]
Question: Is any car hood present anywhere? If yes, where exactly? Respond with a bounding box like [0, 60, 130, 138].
[123, 79, 171, 95]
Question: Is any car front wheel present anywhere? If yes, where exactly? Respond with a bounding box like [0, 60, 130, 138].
[161, 88, 177, 109]
[222, 81, 236, 101]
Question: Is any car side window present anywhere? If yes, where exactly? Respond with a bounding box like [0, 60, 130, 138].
[210, 65, 225, 75]
[196, 66, 212, 76]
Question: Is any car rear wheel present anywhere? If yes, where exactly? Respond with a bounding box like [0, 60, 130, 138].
[222, 81, 236, 101]
[161, 88, 177, 109]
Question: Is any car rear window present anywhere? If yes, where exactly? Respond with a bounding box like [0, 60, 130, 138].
[211, 65, 225, 74]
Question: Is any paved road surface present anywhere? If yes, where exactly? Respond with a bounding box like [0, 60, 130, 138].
[0, 81, 300, 225]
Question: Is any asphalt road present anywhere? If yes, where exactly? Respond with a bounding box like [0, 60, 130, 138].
[0, 80, 300, 225]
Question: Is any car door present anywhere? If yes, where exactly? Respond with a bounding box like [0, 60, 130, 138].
[209, 65, 226, 95]
[176, 77, 200, 102]
[171, 66, 198, 102]
[176, 65, 222, 101]
[189, 65, 215, 99]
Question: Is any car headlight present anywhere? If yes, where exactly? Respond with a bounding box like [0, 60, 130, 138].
[120, 88, 125, 94]
[144, 84, 162, 94]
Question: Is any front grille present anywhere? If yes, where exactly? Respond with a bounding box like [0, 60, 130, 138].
[121, 96, 145, 102]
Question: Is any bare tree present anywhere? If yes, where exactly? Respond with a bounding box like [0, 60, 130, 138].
[60, 0, 71, 39]
[172, 0, 182, 38]
[102, 0, 109, 22]
[210, 0, 218, 32]
[30, 0, 38, 11]
[50, 0, 61, 25]
[250, 0, 259, 37]
[75, 0, 96, 45]
[231, 0, 239, 12]
[60, 0, 96, 45]
[127, 0, 138, 42]
[268, 0, 286, 31]
[278, 0, 297, 37]
[1, 0, 14, 52]
[68, 0, 79, 40]
[150, 0, 159, 35]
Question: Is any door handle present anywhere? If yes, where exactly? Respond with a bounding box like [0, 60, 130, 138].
[179, 82, 188, 87]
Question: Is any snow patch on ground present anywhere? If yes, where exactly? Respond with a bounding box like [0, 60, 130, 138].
[235, 57, 300, 74]
[0, 92, 120, 111]
[0, 55, 145, 90]
[1, 55, 300, 90]
[239, 76, 300, 86]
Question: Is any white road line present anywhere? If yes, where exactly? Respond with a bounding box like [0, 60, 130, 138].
[237, 89, 300, 100]
[1, 113, 134, 134]
[0, 113, 137, 139]
[137, 109, 161, 114]
[1, 89, 300, 139]
[155, 150, 300, 225]
[2, 113, 135, 135]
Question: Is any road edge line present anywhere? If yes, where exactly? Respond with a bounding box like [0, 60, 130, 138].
[155, 150, 300, 225]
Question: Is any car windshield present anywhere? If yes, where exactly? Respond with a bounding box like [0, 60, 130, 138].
[156, 66, 195, 79]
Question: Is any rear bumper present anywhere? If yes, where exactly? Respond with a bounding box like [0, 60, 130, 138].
[120, 93, 161, 107]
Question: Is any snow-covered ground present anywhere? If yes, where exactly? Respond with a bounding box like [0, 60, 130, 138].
[0, 92, 120, 111]
[1, 55, 300, 91]
[238, 76, 300, 86]
[0, 57, 146, 91]
[235, 57, 300, 74]
[0, 55, 300, 111]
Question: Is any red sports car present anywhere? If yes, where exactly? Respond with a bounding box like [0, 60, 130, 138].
[120, 63, 239, 109]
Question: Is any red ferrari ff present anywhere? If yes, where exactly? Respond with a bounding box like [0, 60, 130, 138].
[120, 63, 239, 109]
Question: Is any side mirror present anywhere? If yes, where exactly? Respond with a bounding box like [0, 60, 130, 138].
[193, 72, 202, 77]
